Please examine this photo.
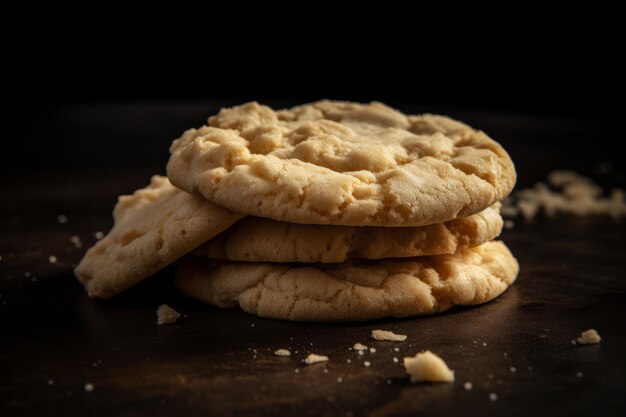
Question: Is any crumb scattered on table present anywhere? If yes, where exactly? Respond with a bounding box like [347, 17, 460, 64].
[403, 350, 454, 383]
[371, 330, 407, 341]
[576, 329, 601, 345]
[274, 349, 291, 357]
[304, 354, 329, 365]
[156, 304, 181, 325]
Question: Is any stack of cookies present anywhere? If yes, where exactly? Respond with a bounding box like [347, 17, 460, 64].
[75, 101, 518, 322]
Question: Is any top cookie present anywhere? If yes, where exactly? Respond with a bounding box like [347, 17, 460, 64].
[167, 101, 516, 226]
[74, 176, 242, 298]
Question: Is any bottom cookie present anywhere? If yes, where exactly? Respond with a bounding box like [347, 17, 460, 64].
[175, 241, 518, 322]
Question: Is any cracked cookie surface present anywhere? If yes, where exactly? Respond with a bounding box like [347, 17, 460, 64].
[176, 241, 518, 322]
[167, 101, 516, 226]
[199, 205, 502, 263]
[74, 176, 243, 298]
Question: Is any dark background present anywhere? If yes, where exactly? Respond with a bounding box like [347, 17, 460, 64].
[3, 14, 625, 186]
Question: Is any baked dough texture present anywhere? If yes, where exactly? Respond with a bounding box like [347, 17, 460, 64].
[167, 101, 515, 226]
[200, 205, 502, 263]
[176, 241, 518, 322]
[74, 176, 242, 298]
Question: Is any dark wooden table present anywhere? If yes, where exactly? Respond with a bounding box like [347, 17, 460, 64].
[2, 103, 625, 416]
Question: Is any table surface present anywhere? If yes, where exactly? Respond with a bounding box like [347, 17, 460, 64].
[1, 103, 625, 417]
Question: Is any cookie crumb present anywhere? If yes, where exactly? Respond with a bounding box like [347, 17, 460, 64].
[403, 351, 454, 383]
[156, 304, 181, 325]
[504, 220, 515, 229]
[57, 214, 68, 224]
[393, 357, 399, 363]
[346, 359, 352, 364]
[48, 379, 54, 385]
[304, 354, 329, 365]
[94, 231, 104, 240]
[274, 349, 291, 357]
[337, 377, 343, 383]
[49, 256, 58, 264]
[510, 366, 517, 373]
[250, 323, 255, 328]
[576, 329, 601, 345]
[508, 171, 626, 221]
[70, 235, 83, 248]
[464, 382, 473, 391]
[394, 347, 400, 352]
[371, 330, 407, 341]
[489, 392, 498, 402]
[294, 369, 299, 374]
[576, 371, 583, 377]
[364, 361, 371, 367]
[84, 383, 94, 392]
[323, 368, 329, 374]
[369, 348, 377, 353]
[353, 343, 368, 351]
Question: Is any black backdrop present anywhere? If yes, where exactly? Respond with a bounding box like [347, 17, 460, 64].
[4, 16, 625, 188]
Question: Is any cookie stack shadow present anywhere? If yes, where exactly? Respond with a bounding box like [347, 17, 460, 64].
[75, 101, 519, 322]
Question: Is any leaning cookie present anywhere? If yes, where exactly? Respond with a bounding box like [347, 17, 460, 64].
[176, 241, 518, 322]
[167, 100, 516, 226]
[74, 176, 243, 298]
[199, 205, 503, 263]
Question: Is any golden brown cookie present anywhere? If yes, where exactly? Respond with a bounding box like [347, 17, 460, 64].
[199, 205, 502, 262]
[176, 241, 518, 322]
[167, 101, 516, 226]
[74, 176, 243, 298]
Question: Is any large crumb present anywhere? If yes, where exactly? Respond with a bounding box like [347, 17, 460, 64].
[353, 343, 368, 351]
[84, 383, 94, 392]
[274, 349, 291, 357]
[156, 304, 181, 325]
[371, 330, 407, 341]
[503, 170, 626, 221]
[576, 329, 601, 345]
[304, 354, 329, 365]
[403, 350, 454, 383]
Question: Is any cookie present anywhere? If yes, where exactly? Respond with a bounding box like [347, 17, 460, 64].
[74, 176, 243, 298]
[167, 101, 516, 226]
[176, 241, 518, 322]
[200, 205, 502, 263]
